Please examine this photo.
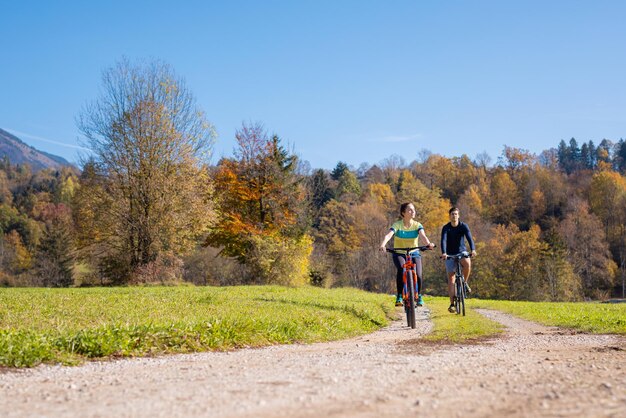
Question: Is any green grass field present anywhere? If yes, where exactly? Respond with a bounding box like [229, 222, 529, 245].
[472, 299, 626, 334]
[1, 286, 624, 368]
[0, 286, 393, 367]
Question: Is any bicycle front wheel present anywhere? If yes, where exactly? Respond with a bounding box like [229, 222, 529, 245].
[406, 270, 416, 329]
[460, 280, 466, 316]
[455, 275, 463, 315]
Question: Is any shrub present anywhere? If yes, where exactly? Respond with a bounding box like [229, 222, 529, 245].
[248, 234, 313, 286]
[131, 252, 184, 285]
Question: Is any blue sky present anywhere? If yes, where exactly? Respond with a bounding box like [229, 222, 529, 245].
[2, 0, 625, 169]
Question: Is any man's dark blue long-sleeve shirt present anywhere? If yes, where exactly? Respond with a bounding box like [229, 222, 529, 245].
[441, 222, 475, 255]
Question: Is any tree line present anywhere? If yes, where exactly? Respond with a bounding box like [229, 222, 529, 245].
[1, 58, 625, 301]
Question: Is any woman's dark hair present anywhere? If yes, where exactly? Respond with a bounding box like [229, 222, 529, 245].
[400, 202, 414, 216]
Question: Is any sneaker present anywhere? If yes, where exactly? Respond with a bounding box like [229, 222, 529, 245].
[395, 295, 403, 306]
[417, 294, 424, 307]
[448, 304, 456, 313]
[464, 282, 472, 294]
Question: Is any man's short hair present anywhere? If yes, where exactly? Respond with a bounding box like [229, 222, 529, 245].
[449, 207, 459, 214]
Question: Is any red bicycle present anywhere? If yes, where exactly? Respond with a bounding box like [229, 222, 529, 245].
[386, 245, 435, 328]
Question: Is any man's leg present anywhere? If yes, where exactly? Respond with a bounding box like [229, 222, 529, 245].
[445, 259, 456, 311]
[461, 257, 472, 283]
[447, 271, 456, 305]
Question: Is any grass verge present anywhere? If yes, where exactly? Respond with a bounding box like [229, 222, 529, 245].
[472, 299, 626, 335]
[0, 286, 393, 368]
[422, 296, 504, 343]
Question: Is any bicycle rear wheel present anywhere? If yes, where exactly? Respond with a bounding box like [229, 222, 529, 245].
[406, 270, 416, 328]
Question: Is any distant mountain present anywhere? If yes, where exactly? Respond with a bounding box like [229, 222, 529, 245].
[0, 128, 73, 171]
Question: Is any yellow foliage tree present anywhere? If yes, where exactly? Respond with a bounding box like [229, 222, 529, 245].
[488, 169, 519, 224]
[3, 230, 32, 273]
[395, 170, 449, 233]
[589, 171, 626, 239]
[363, 182, 395, 215]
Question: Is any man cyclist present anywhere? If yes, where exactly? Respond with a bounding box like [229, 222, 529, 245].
[440, 207, 477, 313]
[379, 202, 435, 307]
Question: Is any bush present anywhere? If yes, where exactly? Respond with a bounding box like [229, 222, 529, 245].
[130, 252, 184, 285]
[248, 234, 313, 286]
[183, 246, 246, 286]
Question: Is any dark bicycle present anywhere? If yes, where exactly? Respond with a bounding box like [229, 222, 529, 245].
[446, 252, 471, 316]
[386, 245, 435, 328]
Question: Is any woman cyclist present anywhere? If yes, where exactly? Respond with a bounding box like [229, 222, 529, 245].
[379, 202, 435, 307]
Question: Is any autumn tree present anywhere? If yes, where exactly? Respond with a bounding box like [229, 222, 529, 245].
[487, 169, 519, 224]
[472, 225, 536, 300]
[540, 226, 582, 301]
[501, 146, 536, 172]
[314, 199, 359, 260]
[589, 171, 626, 237]
[363, 182, 395, 217]
[0, 171, 12, 204]
[416, 154, 456, 198]
[559, 199, 616, 298]
[345, 201, 393, 291]
[76, 58, 215, 282]
[379, 155, 406, 187]
[457, 184, 484, 222]
[205, 122, 310, 285]
[395, 170, 449, 229]
[1, 230, 32, 275]
[362, 164, 386, 185]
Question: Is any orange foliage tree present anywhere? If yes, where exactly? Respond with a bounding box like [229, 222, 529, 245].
[205, 123, 310, 284]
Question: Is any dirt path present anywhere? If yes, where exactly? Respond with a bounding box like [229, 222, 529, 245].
[1, 308, 625, 417]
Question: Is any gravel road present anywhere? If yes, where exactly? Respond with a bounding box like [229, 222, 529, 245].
[1, 308, 625, 417]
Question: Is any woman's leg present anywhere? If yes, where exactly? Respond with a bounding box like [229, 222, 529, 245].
[392, 253, 406, 296]
[412, 256, 423, 295]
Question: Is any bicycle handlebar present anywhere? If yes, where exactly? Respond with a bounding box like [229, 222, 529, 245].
[445, 252, 472, 260]
[385, 245, 436, 254]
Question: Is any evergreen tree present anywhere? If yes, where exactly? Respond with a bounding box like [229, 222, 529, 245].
[616, 139, 626, 173]
[331, 161, 349, 181]
[36, 204, 74, 287]
[557, 139, 571, 173]
[307, 169, 334, 224]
